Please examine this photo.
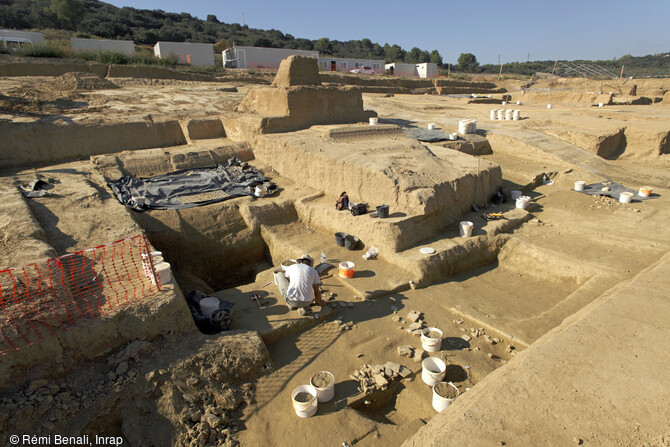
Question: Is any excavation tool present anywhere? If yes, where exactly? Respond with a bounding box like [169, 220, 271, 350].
[251, 293, 265, 308]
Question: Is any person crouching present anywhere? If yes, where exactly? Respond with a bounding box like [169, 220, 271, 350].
[274, 254, 326, 315]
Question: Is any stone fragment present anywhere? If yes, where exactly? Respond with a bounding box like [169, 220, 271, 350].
[407, 322, 423, 331]
[398, 365, 412, 378]
[374, 374, 388, 388]
[115, 362, 129, 376]
[187, 377, 199, 386]
[397, 345, 414, 357]
[573, 438, 582, 445]
[26, 379, 48, 395]
[406, 310, 422, 322]
[461, 334, 472, 342]
[413, 348, 425, 362]
[391, 315, 402, 322]
[384, 361, 402, 375]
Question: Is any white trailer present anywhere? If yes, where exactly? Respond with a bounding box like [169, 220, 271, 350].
[71, 38, 135, 55]
[154, 42, 214, 66]
[416, 62, 438, 79]
[223, 46, 319, 69]
[385, 62, 438, 78]
[0, 30, 44, 50]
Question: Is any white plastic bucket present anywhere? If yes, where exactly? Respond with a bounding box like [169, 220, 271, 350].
[619, 192, 633, 204]
[310, 371, 335, 403]
[574, 181, 586, 191]
[639, 186, 652, 197]
[505, 109, 513, 120]
[428, 123, 436, 130]
[459, 221, 474, 238]
[422, 357, 446, 386]
[254, 185, 267, 198]
[502, 101, 507, 106]
[432, 382, 460, 412]
[497, 110, 504, 120]
[511, 190, 522, 200]
[516, 196, 531, 210]
[154, 262, 171, 285]
[547, 104, 552, 109]
[598, 103, 604, 107]
[199, 297, 220, 318]
[490, 109, 497, 120]
[421, 328, 443, 352]
[450, 132, 458, 140]
[513, 110, 521, 120]
[369, 117, 378, 126]
[291, 385, 318, 418]
[516, 100, 522, 105]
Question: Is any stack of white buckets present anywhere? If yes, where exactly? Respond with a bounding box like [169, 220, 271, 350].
[141, 250, 171, 285]
[511, 190, 531, 210]
[290, 371, 335, 418]
[490, 109, 521, 121]
[458, 119, 477, 135]
[419, 327, 461, 412]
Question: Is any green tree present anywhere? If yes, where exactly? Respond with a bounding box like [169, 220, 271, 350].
[407, 47, 422, 63]
[47, 0, 84, 30]
[314, 37, 333, 55]
[429, 50, 443, 66]
[457, 53, 479, 72]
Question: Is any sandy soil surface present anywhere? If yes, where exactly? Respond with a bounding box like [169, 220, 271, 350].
[1, 69, 669, 446]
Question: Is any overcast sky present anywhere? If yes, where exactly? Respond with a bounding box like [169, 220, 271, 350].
[105, 0, 670, 65]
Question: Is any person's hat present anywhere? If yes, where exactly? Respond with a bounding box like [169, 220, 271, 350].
[297, 254, 313, 264]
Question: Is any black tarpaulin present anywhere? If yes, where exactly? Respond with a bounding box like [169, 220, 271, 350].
[108, 157, 277, 211]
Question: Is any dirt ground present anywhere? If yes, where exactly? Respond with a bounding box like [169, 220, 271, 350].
[1, 65, 669, 446]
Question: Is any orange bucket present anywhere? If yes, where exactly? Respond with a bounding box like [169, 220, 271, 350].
[338, 261, 355, 278]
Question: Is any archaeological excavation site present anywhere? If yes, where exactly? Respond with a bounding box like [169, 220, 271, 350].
[1, 55, 670, 447]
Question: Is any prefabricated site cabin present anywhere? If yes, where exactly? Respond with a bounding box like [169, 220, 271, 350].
[223, 46, 319, 69]
[416, 62, 438, 79]
[71, 38, 135, 55]
[0, 29, 44, 50]
[385, 62, 438, 78]
[154, 42, 214, 66]
[317, 57, 385, 73]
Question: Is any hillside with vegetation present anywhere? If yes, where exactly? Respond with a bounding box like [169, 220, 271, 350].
[0, 0, 443, 65]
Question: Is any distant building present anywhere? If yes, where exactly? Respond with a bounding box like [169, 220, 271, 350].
[385, 62, 438, 78]
[223, 46, 319, 69]
[71, 38, 135, 55]
[154, 42, 214, 66]
[317, 57, 384, 73]
[0, 30, 44, 50]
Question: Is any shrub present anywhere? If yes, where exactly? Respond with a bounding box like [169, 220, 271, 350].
[17, 42, 67, 58]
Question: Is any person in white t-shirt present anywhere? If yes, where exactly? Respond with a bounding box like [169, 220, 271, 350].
[274, 254, 325, 315]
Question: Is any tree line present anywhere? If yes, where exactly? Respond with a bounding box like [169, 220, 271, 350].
[0, 0, 443, 65]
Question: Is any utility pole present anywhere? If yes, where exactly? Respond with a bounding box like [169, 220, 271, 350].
[527, 52, 530, 62]
[241, 12, 245, 26]
[498, 54, 500, 66]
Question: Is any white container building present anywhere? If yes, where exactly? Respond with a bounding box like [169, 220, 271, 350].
[0, 30, 44, 49]
[318, 57, 384, 73]
[385, 62, 438, 78]
[416, 62, 438, 79]
[154, 42, 214, 66]
[223, 46, 319, 69]
[71, 38, 135, 55]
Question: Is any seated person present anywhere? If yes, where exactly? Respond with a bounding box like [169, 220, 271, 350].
[274, 254, 325, 315]
[336, 192, 349, 210]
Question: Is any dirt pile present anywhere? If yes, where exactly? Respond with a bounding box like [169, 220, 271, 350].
[0, 72, 116, 115]
[0, 332, 269, 447]
[6, 72, 118, 102]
